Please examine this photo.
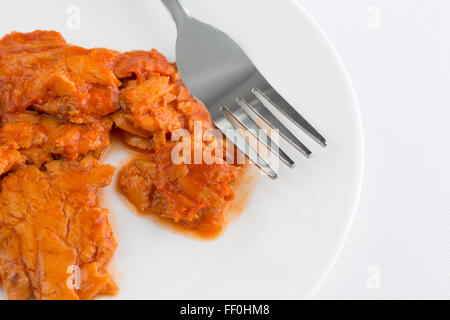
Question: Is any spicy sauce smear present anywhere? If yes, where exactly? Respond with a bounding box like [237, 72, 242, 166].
[112, 127, 258, 240]
[117, 152, 258, 240]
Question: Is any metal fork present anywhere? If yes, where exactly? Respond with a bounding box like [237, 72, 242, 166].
[162, 0, 326, 179]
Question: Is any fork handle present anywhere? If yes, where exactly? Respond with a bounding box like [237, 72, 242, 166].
[161, 0, 191, 30]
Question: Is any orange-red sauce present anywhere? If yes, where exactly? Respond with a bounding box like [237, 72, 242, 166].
[117, 156, 257, 240]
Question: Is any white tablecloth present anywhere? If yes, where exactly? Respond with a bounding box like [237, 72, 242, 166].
[297, 0, 450, 299]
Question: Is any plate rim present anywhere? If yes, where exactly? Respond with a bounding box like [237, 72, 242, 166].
[288, 0, 365, 298]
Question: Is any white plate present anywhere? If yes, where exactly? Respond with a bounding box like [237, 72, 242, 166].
[0, 0, 363, 299]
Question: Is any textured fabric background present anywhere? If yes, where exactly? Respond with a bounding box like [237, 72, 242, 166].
[297, 0, 450, 299]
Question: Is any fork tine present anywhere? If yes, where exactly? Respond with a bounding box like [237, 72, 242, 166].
[252, 88, 327, 147]
[237, 95, 312, 158]
[233, 97, 295, 168]
[224, 101, 295, 168]
[220, 106, 278, 179]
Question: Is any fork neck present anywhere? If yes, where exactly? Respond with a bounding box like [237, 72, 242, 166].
[161, 0, 191, 31]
